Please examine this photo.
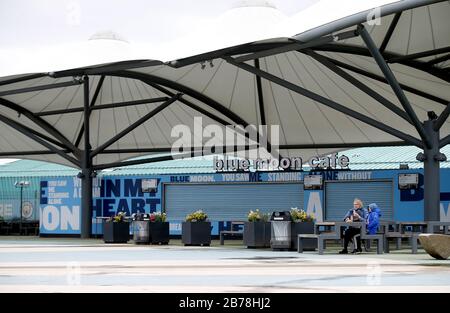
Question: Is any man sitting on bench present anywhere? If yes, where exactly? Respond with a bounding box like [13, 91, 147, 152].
[339, 198, 367, 254]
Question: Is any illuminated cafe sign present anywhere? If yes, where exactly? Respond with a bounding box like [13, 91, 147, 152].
[214, 153, 350, 172]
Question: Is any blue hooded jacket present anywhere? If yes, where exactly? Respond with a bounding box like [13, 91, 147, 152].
[367, 203, 381, 235]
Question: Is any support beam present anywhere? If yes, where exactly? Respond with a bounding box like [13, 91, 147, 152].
[379, 12, 402, 53]
[358, 25, 432, 149]
[93, 145, 257, 171]
[93, 153, 191, 171]
[223, 56, 423, 148]
[440, 134, 450, 149]
[112, 71, 278, 157]
[3, 122, 68, 150]
[50, 60, 163, 78]
[434, 102, 450, 131]
[427, 54, 450, 66]
[90, 94, 181, 158]
[143, 77, 280, 159]
[317, 55, 449, 106]
[0, 150, 59, 156]
[0, 141, 408, 163]
[81, 76, 92, 239]
[233, 30, 358, 63]
[305, 50, 412, 124]
[0, 98, 81, 156]
[75, 75, 105, 148]
[0, 73, 47, 87]
[387, 46, 450, 64]
[254, 59, 266, 126]
[0, 80, 82, 97]
[314, 44, 450, 83]
[0, 113, 80, 167]
[147, 82, 233, 127]
[89, 140, 409, 155]
[36, 96, 169, 116]
[114, 70, 253, 127]
[278, 141, 409, 149]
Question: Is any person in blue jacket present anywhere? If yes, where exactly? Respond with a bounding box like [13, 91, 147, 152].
[339, 198, 367, 254]
[366, 203, 381, 235]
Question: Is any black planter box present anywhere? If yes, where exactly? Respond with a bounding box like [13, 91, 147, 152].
[103, 222, 130, 243]
[149, 222, 170, 244]
[182, 222, 211, 246]
[290, 221, 316, 251]
[243, 222, 271, 248]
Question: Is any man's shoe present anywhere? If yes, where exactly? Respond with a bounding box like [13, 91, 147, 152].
[339, 249, 348, 254]
[352, 248, 363, 254]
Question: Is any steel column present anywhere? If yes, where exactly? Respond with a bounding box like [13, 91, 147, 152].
[421, 119, 444, 221]
[81, 76, 92, 239]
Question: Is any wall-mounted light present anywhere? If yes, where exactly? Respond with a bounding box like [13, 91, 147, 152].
[303, 174, 323, 190]
[141, 178, 158, 193]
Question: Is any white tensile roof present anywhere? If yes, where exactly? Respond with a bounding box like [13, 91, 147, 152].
[0, 0, 448, 168]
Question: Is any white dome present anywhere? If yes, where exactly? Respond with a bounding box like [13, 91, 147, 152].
[232, 0, 277, 9]
[89, 30, 129, 43]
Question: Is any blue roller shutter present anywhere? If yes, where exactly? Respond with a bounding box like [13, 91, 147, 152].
[164, 183, 303, 221]
[325, 181, 393, 221]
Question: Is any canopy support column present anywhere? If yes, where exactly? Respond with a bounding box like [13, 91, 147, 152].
[418, 116, 447, 221]
[81, 75, 92, 239]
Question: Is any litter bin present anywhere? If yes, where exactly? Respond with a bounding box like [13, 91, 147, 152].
[270, 211, 292, 250]
[132, 213, 150, 244]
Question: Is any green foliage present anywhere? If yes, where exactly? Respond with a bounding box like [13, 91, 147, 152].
[290, 208, 315, 222]
[185, 210, 208, 222]
[247, 209, 269, 222]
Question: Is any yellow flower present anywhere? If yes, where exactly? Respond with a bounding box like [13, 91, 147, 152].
[247, 209, 269, 222]
[186, 210, 208, 222]
[290, 208, 314, 222]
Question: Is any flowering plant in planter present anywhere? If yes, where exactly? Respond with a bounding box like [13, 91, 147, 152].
[103, 211, 130, 243]
[149, 212, 167, 222]
[107, 211, 127, 223]
[185, 210, 208, 222]
[244, 209, 271, 248]
[290, 208, 316, 251]
[290, 208, 315, 222]
[182, 210, 210, 246]
[247, 209, 269, 222]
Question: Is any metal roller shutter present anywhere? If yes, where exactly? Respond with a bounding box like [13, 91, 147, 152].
[325, 181, 393, 221]
[164, 183, 303, 221]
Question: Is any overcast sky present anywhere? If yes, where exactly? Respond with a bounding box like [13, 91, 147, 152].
[0, 0, 319, 49]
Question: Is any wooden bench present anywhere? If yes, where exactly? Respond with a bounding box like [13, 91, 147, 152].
[219, 221, 244, 245]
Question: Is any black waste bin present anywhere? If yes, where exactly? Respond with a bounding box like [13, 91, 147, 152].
[270, 211, 292, 250]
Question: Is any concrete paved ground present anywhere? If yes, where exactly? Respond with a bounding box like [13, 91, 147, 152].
[0, 236, 449, 293]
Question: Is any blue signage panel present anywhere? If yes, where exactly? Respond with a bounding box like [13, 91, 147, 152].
[39, 168, 450, 235]
[39, 177, 81, 234]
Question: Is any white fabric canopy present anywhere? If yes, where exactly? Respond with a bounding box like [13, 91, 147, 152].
[0, 0, 448, 168]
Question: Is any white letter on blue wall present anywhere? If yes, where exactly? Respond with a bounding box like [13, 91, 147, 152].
[42, 206, 59, 231]
[61, 206, 80, 231]
[306, 192, 323, 222]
